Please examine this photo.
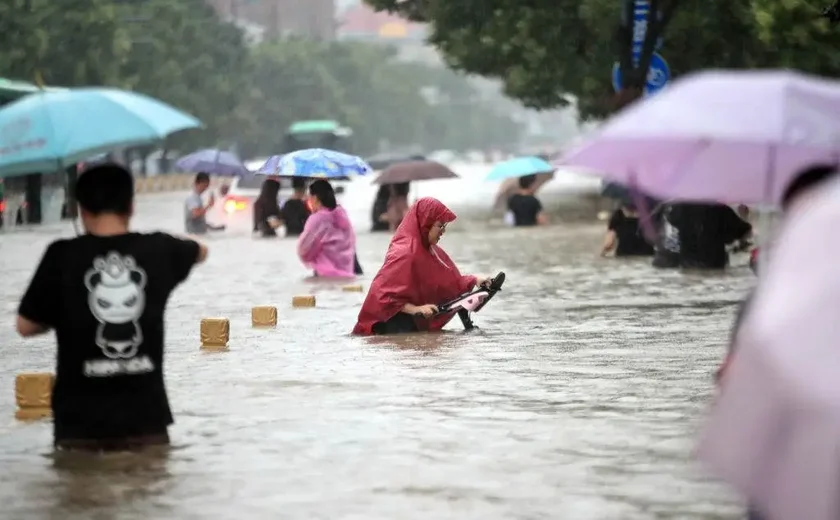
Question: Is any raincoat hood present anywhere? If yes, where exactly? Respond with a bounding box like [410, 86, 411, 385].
[352, 197, 476, 335]
[393, 196, 456, 249]
[297, 204, 356, 278]
[328, 205, 352, 231]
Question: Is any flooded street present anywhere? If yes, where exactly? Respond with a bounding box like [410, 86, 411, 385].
[0, 175, 753, 519]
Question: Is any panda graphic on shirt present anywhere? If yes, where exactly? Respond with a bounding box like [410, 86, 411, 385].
[84, 252, 147, 359]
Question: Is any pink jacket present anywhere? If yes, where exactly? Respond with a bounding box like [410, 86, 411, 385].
[297, 205, 356, 277]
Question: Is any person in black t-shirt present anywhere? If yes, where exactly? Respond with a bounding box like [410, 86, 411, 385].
[506, 174, 548, 227]
[16, 164, 208, 452]
[601, 202, 654, 257]
[370, 185, 390, 232]
[667, 203, 751, 269]
[279, 177, 311, 237]
[253, 177, 283, 237]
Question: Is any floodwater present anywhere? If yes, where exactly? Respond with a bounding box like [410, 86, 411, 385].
[0, 174, 754, 519]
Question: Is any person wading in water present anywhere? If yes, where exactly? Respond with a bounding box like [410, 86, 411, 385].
[16, 164, 208, 452]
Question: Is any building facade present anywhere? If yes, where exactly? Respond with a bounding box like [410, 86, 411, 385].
[207, 0, 336, 40]
[337, 2, 426, 42]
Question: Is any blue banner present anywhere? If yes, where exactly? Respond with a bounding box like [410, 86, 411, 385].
[632, 0, 649, 67]
[614, 0, 667, 94]
[612, 52, 671, 96]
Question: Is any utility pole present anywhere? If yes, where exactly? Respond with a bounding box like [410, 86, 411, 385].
[269, 0, 279, 39]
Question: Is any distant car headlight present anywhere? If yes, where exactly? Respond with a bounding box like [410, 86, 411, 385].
[224, 197, 248, 214]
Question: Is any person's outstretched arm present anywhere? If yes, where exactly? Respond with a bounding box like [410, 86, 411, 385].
[601, 210, 621, 256]
[17, 242, 62, 337]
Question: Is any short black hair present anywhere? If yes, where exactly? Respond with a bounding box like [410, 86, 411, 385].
[75, 163, 134, 216]
[781, 164, 838, 209]
[309, 179, 337, 210]
[291, 176, 307, 191]
[519, 174, 537, 189]
[393, 182, 410, 196]
[195, 172, 210, 184]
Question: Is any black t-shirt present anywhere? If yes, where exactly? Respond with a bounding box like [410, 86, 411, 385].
[507, 193, 542, 227]
[608, 210, 654, 256]
[253, 197, 282, 237]
[668, 203, 752, 269]
[18, 232, 200, 442]
[371, 195, 389, 232]
[280, 199, 310, 237]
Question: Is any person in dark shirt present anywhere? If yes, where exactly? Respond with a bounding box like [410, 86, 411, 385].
[731, 204, 754, 253]
[279, 177, 310, 237]
[506, 174, 548, 227]
[253, 177, 283, 237]
[601, 202, 654, 257]
[15, 164, 207, 452]
[652, 204, 681, 268]
[386, 182, 411, 231]
[667, 203, 751, 269]
[371, 185, 390, 232]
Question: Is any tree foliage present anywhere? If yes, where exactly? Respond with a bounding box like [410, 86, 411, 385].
[117, 0, 252, 152]
[749, 0, 840, 75]
[234, 39, 519, 157]
[0, 0, 522, 158]
[0, 0, 130, 86]
[364, 0, 822, 117]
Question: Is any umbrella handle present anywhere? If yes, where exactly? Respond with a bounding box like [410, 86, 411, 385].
[628, 172, 658, 243]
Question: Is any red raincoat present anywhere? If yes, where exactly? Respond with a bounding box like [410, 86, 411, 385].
[352, 197, 477, 335]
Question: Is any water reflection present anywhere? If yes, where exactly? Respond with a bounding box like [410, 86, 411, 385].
[364, 331, 456, 353]
[5, 447, 173, 520]
[0, 186, 752, 519]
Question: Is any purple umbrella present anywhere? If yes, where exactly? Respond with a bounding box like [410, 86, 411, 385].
[175, 148, 249, 177]
[558, 69, 840, 205]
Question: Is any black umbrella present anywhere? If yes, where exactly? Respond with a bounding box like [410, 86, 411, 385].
[373, 160, 458, 185]
[366, 152, 426, 171]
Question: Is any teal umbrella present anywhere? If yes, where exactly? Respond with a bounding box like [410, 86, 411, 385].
[0, 88, 201, 178]
[0, 78, 66, 105]
[485, 156, 554, 181]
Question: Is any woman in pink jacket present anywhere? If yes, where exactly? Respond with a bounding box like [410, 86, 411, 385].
[297, 180, 357, 278]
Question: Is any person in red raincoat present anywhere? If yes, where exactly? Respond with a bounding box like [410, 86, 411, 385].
[353, 197, 488, 335]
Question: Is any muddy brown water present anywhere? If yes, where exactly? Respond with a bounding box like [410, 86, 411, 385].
[0, 187, 754, 519]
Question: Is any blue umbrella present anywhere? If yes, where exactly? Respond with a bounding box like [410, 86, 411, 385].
[175, 148, 249, 177]
[256, 148, 371, 178]
[485, 156, 554, 181]
[0, 88, 201, 178]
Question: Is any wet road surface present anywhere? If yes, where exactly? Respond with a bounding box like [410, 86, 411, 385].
[0, 178, 754, 519]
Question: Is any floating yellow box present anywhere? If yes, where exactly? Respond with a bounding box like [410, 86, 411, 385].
[15, 372, 54, 420]
[251, 306, 277, 327]
[292, 295, 316, 308]
[200, 318, 230, 348]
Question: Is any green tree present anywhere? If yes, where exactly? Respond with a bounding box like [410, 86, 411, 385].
[236, 38, 522, 157]
[313, 41, 424, 153]
[364, 0, 762, 116]
[750, 0, 840, 76]
[117, 0, 250, 152]
[0, 0, 130, 86]
[234, 38, 348, 158]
